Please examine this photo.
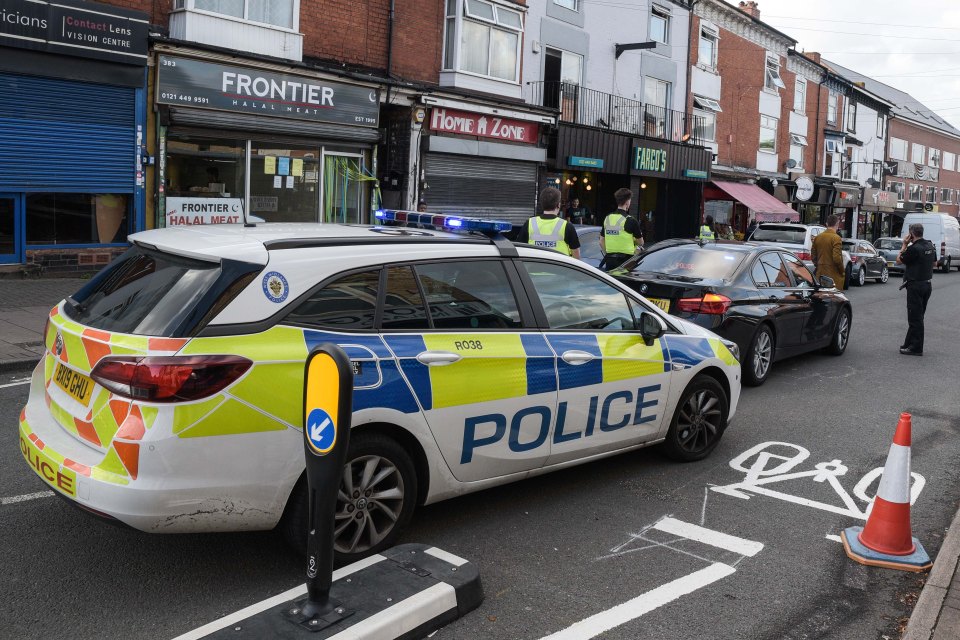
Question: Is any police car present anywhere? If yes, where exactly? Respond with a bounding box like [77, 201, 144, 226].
[18, 212, 741, 563]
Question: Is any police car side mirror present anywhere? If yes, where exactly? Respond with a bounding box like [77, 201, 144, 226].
[818, 275, 835, 289]
[638, 311, 667, 346]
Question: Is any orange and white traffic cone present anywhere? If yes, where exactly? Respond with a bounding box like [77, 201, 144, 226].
[841, 413, 932, 572]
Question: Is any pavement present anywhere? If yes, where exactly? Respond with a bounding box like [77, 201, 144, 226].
[0, 278, 960, 640]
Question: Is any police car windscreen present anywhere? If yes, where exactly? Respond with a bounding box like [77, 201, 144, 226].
[751, 226, 806, 244]
[631, 245, 744, 280]
[66, 247, 226, 336]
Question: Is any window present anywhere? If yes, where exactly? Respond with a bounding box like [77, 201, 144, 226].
[643, 78, 671, 137]
[192, 0, 295, 29]
[381, 266, 430, 330]
[522, 262, 635, 331]
[323, 154, 365, 224]
[912, 143, 926, 165]
[845, 100, 856, 133]
[416, 261, 522, 329]
[926, 186, 937, 203]
[889, 181, 905, 201]
[553, 0, 577, 9]
[942, 188, 953, 204]
[824, 138, 842, 177]
[827, 92, 838, 124]
[443, 0, 456, 69]
[944, 151, 956, 172]
[286, 270, 380, 331]
[877, 115, 885, 139]
[649, 6, 670, 45]
[842, 146, 857, 181]
[454, 0, 523, 82]
[789, 133, 807, 170]
[909, 184, 922, 202]
[794, 78, 806, 114]
[249, 142, 321, 223]
[764, 55, 785, 92]
[781, 252, 815, 288]
[929, 148, 942, 168]
[26, 194, 130, 246]
[698, 27, 718, 69]
[755, 253, 789, 287]
[693, 109, 717, 142]
[759, 115, 778, 153]
[889, 137, 908, 161]
[693, 95, 722, 112]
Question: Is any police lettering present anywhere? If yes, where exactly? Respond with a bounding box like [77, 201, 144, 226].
[19, 435, 75, 495]
[453, 340, 483, 351]
[460, 385, 661, 463]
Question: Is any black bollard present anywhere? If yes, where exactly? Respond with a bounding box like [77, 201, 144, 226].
[296, 344, 354, 625]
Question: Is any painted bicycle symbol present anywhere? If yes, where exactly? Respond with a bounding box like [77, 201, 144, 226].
[711, 441, 925, 520]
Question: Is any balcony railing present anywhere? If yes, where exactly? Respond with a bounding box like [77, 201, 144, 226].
[527, 81, 705, 146]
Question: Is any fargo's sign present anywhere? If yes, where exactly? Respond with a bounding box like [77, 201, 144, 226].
[429, 108, 539, 144]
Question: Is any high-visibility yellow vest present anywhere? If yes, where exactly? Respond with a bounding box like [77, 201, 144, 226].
[528, 216, 571, 256]
[699, 225, 716, 241]
[603, 213, 636, 254]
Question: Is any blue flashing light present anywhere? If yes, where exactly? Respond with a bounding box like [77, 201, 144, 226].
[374, 210, 512, 234]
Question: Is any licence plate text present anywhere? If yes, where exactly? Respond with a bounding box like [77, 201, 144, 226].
[647, 297, 671, 312]
[53, 363, 94, 406]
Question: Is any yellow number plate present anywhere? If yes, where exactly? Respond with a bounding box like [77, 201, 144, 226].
[647, 297, 671, 312]
[53, 362, 94, 406]
[19, 431, 77, 497]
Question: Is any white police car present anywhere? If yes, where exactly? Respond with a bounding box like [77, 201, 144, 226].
[19, 212, 741, 563]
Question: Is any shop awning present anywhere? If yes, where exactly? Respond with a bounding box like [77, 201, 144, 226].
[710, 181, 799, 222]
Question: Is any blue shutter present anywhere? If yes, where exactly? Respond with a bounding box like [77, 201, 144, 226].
[0, 73, 136, 193]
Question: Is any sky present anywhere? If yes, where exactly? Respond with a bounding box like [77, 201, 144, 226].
[755, 0, 960, 129]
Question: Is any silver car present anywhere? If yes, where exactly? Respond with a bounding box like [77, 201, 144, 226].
[874, 237, 904, 274]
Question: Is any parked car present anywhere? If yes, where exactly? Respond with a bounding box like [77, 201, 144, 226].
[575, 225, 605, 269]
[613, 239, 852, 387]
[749, 223, 852, 288]
[842, 238, 889, 286]
[874, 237, 904, 273]
[902, 212, 960, 272]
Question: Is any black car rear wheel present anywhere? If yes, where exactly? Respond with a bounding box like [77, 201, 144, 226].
[825, 308, 851, 356]
[744, 325, 774, 387]
[855, 266, 866, 287]
[660, 375, 728, 462]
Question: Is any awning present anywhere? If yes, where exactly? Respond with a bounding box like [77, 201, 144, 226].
[709, 181, 799, 222]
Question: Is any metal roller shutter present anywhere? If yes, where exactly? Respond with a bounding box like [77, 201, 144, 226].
[0, 73, 136, 192]
[423, 153, 538, 223]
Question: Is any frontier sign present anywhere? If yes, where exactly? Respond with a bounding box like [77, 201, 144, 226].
[429, 108, 539, 144]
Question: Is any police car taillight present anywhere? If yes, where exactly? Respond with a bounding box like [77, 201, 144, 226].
[91, 355, 252, 402]
[374, 209, 512, 233]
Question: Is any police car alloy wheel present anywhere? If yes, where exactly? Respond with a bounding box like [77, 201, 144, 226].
[661, 376, 728, 462]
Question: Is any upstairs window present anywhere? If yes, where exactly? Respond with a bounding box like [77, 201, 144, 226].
[889, 181, 905, 202]
[909, 184, 922, 202]
[929, 148, 942, 168]
[553, 0, 578, 9]
[189, 0, 296, 29]
[912, 143, 926, 165]
[698, 27, 718, 69]
[889, 137, 908, 161]
[764, 55, 785, 92]
[793, 78, 806, 114]
[444, 0, 524, 82]
[650, 6, 670, 44]
[759, 115, 778, 153]
[827, 92, 838, 124]
[943, 151, 956, 172]
[789, 133, 807, 169]
[845, 101, 856, 133]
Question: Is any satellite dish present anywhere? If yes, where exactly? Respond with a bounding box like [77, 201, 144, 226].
[786, 159, 798, 169]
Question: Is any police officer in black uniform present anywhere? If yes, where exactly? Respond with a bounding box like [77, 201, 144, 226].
[897, 222, 936, 356]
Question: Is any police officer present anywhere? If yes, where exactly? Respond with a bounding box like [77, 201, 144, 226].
[897, 222, 936, 356]
[699, 215, 716, 241]
[518, 186, 581, 258]
[600, 188, 644, 271]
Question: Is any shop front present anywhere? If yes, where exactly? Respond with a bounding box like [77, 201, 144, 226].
[704, 180, 798, 239]
[0, 0, 149, 268]
[860, 187, 900, 242]
[419, 98, 552, 223]
[833, 183, 862, 238]
[154, 51, 381, 227]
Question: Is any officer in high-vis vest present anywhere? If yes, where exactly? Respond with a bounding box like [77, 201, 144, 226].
[518, 186, 581, 258]
[600, 187, 644, 271]
[699, 215, 717, 241]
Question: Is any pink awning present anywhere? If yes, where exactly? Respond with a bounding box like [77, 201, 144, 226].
[710, 181, 799, 222]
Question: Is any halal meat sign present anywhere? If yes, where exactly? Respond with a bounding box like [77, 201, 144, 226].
[429, 108, 538, 144]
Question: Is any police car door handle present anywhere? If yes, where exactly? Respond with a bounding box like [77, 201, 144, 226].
[416, 351, 462, 366]
[561, 350, 595, 365]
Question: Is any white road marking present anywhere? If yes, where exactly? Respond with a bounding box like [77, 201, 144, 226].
[1, 491, 54, 505]
[825, 534, 842, 543]
[539, 563, 736, 640]
[0, 378, 31, 389]
[652, 517, 765, 557]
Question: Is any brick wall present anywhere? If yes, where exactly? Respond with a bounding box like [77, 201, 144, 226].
[88, 0, 168, 27]
[888, 119, 960, 216]
[26, 248, 126, 274]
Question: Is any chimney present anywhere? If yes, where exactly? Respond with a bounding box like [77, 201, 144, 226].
[804, 51, 822, 64]
[738, 1, 760, 19]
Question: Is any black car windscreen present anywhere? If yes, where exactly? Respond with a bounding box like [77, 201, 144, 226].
[631, 246, 745, 280]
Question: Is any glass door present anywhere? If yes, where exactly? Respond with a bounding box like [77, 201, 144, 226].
[322, 153, 365, 224]
[0, 194, 22, 264]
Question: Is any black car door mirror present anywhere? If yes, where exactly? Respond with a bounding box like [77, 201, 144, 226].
[818, 275, 835, 289]
[638, 311, 667, 346]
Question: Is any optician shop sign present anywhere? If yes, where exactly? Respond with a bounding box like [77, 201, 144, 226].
[0, 0, 148, 65]
[429, 108, 539, 144]
[156, 56, 381, 127]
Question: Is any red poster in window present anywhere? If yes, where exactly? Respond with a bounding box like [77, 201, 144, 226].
[429, 108, 539, 144]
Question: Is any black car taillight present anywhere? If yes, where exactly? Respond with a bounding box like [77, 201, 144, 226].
[676, 293, 731, 315]
[91, 355, 252, 402]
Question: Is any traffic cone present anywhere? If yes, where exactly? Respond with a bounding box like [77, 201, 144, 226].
[841, 413, 932, 572]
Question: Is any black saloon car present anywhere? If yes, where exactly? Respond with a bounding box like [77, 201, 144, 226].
[612, 240, 852, 386]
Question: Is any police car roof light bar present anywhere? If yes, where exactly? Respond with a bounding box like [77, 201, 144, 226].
[374, 209, 512, 235]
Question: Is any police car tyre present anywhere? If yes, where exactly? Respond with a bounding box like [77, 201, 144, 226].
[661, 376, 728, 462]
[743, 325, 774, 387]
[281, 432, 417, 565]
[825, 308, 851, 356]
[878, 266, 889, 284]
[855, 267, 865, 287]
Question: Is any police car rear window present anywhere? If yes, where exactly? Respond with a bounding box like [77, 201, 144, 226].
[65, 247, 227, 336]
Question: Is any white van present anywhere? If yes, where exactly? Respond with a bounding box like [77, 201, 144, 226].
[902, 213, 960, 273]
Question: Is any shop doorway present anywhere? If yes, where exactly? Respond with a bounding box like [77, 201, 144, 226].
[323, 153, 366, 223]
[0, 194, 22, 264]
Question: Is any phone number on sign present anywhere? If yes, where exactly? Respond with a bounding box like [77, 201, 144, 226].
[160, 93, 210, 105]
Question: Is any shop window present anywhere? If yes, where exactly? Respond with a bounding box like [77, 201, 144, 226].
[889, 137, 908, 161]
[26, 194, 129, 246]
[912, 143, 926, 165]
[649, 6, 670, 45]
[448, 0, 523, 83]
[324, 155, 367, 224]
[165, 136, 246, 201]
[188, 0, 296, 29]
[698, 27, 718, 69]
[926, 186, 937, 203]
[249, 142, 321, 223]
[909, 184, 922, 202]
[794, 78, 806, 114]
[759, 115, 777, 153]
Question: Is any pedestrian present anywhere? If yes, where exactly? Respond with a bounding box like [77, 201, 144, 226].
[746, 218, 758, 240]
[699, 215, 716, 241]
[896, 223, 936, 356]
[517, 186, 581, 259]
[811, 214, 845, 289]
[565, 198, 590, 225]
[417, 201, 428, 212]
[600, 188, 644, 271]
